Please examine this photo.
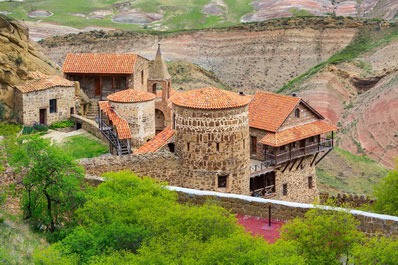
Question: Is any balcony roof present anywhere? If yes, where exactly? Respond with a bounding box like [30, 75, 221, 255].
[259, 120, 337, 147]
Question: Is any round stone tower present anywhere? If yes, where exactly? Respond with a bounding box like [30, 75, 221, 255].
[170, 87, 251, 194]
[107, 89, 156, 148]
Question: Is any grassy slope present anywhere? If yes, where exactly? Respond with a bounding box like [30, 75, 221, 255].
[0, 0, 253, 31]
[60, 135, 108, 160]
[317, 148, 388, 196]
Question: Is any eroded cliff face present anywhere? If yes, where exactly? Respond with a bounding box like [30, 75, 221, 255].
[0, 16, 56, 111]
[294, 38, 398, 169]
[40, 17, 360, 93]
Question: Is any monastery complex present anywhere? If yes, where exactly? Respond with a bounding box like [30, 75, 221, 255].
[14, 45, 337, 204]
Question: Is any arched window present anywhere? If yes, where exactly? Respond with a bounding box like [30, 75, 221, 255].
[295, 108, 300, 118]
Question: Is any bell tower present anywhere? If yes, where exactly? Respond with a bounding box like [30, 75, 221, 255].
[148, 43, 172, 133]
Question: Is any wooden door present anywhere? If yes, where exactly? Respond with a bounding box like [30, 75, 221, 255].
[95, 78, 101, 97]
[39, 109, 46, 125]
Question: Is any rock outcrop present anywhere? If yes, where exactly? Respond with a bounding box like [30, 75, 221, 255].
[0, 15, 57, 113]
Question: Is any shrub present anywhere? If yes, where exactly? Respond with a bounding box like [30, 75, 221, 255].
[49, 120, 75, 129]
[23, 123, 48, 135]
[372, 164, 398, 216]
[0, 100, 5, 121]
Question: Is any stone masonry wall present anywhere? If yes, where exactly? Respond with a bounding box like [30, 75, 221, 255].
[80, 151, 182, 186]
[174, 105, 250, 195]
[70, 114, 108, 144]
[18, 85, 75, 125]
[274, 156, 318, 203]
[111, 100, 155, 149]
[131, 56, 149, 91]
[172, 187, 398, 238]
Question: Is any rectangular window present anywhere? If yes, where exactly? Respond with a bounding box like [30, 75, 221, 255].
[216, 143, 220, 152]
[218, 175, 228, 188]
[187, 142, 190, 151]
[141, 70, 144, 85]
[70, 107, 74, 115]
[308, 176, 313, 189]
[283, 184, 288, 196]
[49, 99, 57, 113]
[250, 136, 257, 155]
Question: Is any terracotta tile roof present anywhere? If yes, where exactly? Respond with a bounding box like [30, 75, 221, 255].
[156, 88, 180, 98]
[16, 71, 74, 93]
[134, 126, 175, 154]
[249, 91, 301, 132]
[63, 53, 138, 74]
[259, 120, 337, 147]
[98, 101, 132, 140]
[107, 89, 156, 103]
[170, 87, 251, 110]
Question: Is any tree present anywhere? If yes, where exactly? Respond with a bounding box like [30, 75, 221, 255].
[6, 135, 85, 232]
[351, 236, 398, 264]
[280, 206, 363, 265]
[372, 164, 398, 216]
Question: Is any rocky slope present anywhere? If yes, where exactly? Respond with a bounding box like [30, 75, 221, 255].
[41, 17, 361, 93]
[0, 16, 56, 113]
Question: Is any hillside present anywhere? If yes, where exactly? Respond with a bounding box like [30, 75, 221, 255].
[0, 0, 397, 35]
[0, 15, 57, 116]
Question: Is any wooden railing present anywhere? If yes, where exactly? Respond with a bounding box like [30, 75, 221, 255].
[250, 139, 334, 173]
[251, 185, 275, 198]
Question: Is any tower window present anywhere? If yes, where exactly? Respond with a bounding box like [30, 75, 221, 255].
[295, 108, 300, 118]
[141, 70, 144, 85]
[308, 176, 313, 189]
[283, 184, 288, 196]
[216, 142, 220, 151]
[187, 142, 190, 151]
[218, 175, 228, 188]
[168, 143, 175, 153]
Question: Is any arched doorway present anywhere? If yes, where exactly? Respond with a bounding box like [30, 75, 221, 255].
[155, 109, 165, 134]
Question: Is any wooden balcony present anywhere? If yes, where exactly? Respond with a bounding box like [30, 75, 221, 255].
[251, 185, 276, 199]
[264, 138, 333, 166]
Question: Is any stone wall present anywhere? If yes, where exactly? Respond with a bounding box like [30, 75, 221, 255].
[274, 156, 317, 203]
[70, 114, 108, 144]
[16, 85, 75, 125]
[320, 192, 374, 208]
[80, 151, 182, 185]
[110, 100, 155, 149]
[171, 186, 398, 238]
[131, 56, 149, 91]
[173, 105, 250, 195]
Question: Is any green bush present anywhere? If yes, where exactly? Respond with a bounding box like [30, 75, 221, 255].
[372, 164, 398, 216]
[49, 120, 75, 129]
[22, 123, 48, 135]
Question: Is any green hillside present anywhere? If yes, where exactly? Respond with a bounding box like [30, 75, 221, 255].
[0, 0, 254, 31]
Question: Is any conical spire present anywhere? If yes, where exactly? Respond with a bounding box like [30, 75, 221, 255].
[149, 43, 171, 81]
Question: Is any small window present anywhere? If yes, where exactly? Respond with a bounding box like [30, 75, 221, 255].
[187, 142, 190, 151]
[70, 107, 74, 115]
[283, 184, 288, 196]
[218, 175, 228, 188]
[216, 143, 220, 152]
[295, 108, 300, 118]
[49, 99, 57, 113]
[141, 70, 144, 85]
[172, 114, 176, 130]
[308, 176, 313, 189]
[168, 143, 175, 153]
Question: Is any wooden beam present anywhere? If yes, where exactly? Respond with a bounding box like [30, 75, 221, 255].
[310, 152, 319, 167]
[282, 161, 290, 173]
[315, 149, 332, 166]
[296, 156, 305, 170]
[289, 159, 297, 171]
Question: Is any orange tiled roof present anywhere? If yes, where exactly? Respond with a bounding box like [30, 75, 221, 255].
[16, 71, 74, 93]
[107, 89, 156, 103]
[98, 101, 132, 140]
[259, 120, 337, 147]
[249, 91, 301, 132]
[63, 53, 138, 74]
[170, 87, 251, 109]
[134, 126, 175, 154]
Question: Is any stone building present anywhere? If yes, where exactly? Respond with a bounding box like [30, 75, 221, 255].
[248, 91, 336, 203]
[107, 89, 156, 148]
[14, 72, 76, 125]
[171, 87, 252, 194]
[63, 53, 149, 99]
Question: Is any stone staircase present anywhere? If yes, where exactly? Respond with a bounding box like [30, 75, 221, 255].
[86, 100, 99, 120]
